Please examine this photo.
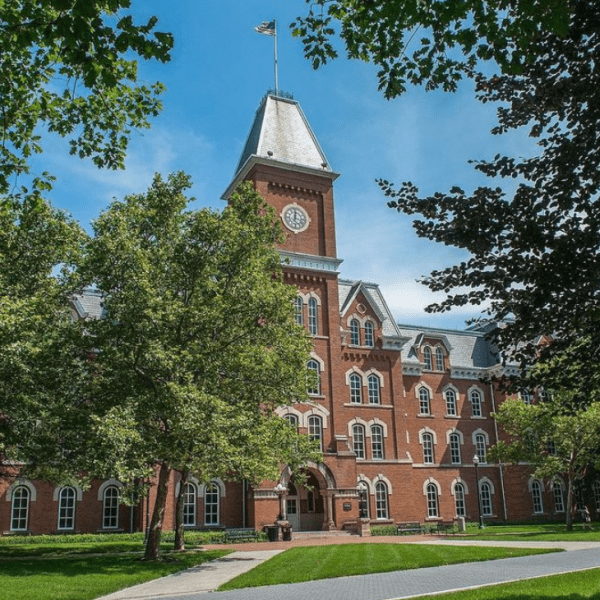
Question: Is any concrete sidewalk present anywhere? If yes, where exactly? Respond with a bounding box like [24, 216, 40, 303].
[99, 540, 600, 600]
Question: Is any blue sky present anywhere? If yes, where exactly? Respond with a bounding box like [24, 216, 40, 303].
[32, 1, 534, 330]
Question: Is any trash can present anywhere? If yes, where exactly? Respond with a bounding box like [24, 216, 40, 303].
[281, 524, 292, 541]
[266, 524, 279, 542]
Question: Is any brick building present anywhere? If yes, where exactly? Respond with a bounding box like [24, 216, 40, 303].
[1, 92, 591, 535]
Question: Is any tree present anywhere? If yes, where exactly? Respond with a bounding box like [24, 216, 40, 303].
[0, 188, 91, 483]
[81, 174, 320, 559]
[296, 1, 600, 381]
[380, 1, 600, 379]
[293, 0, 571, 98]
[0, 1, 173, 192]
[490, 393, 600, 530]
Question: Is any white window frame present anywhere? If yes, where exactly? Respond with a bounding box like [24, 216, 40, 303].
[352, 424, 366, 459]
[308, 415, 323, 451]
[480, 482, 493, 516]
[423, 347, 432, 370]
[57, 486, 76, 531]
[371, 424, 384, 460]
[375, 481, 389, 520]
[435, 347, 444, 371]
[427, 483, 439, 518]
[445, 388, 457, 416]
[349, 373, 362, 404]
[183, 482, 197, 527]
[553, 481, 565, 513]
[422, 432, 434, 464]
[294, 296, 303, 325]
[419, 387, 431, 415]
[11, 486, 30, 532]
[470, 389, 483, 417]
[531, 480, 544, 514]
[367, 374, 381, 405]
[102, 485, 120, 530]
[364, 321, 374, 347]
[350, 319, 360, 345]
[204, 482, 220, 526]
[454, 482, 466, 517]
[307, 359, 321, 395]
[450, 433, 461, 464]
[308, 297, 318, 335]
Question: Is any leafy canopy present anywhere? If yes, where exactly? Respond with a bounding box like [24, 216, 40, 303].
[292, 0, 570, 98]
[0, 0, 173, 192]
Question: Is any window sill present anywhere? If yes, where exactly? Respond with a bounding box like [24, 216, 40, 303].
[343, 403, 392, 409]
[417, 414, 435, 418]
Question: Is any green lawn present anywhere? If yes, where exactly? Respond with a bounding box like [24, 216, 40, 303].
[219, 543, 559, 591]
[462, 522, 600, 542]
[0, 548, 230, 600]
[415, 568, 600, 599]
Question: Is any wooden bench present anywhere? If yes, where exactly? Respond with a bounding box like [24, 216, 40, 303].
[225, 528, 259, 543]
[397, 522, 424, 535]
[431, 521, 455, 535]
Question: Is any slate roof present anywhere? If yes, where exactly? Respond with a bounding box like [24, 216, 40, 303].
[72, 289, 105, 319]
[338, 279, 402, 338]
[397, 323, 500, 370]
[235, 93, 332, 176]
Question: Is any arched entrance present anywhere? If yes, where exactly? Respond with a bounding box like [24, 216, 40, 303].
[281, 464, 336, 531]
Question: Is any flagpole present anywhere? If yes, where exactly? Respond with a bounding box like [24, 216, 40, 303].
[273, 19, 278, 96]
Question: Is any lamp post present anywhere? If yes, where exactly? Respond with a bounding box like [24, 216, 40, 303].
[274, 483, 287, 521]
[473, 455, 484, 529]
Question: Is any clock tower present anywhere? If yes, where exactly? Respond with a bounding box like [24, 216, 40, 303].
[222, 92, 340, 268]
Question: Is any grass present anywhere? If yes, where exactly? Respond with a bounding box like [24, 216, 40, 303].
[461, 521, 600, 542]
[0, 539, 231, 600]
[414, 568, 600, 599]
[218, 543, 559, 590]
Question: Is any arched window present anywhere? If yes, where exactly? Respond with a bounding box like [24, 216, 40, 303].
[364, 321, 374, 347]
[454, 483, 466, 517]
[521, 389, 532, 404]
[475, 434, 487, 463]
[445, 389, 457, 416]
[422, 432, 434, 464]
[358, 481, 370, 518]
[183, 482, 197, 526]
[419, 387, 430, 415]
[471, 389, 482, 417]
[308, 298, 318, 335]
[423, 347, 432, 370]
[11, 486, 29, 532]
[349, 373, 362, 404]
[531, 480, 544, 514]
[204, 483, 219, 526]
[284, 413, 299, 428]
[426, 483, 439, 518]
[352, 424, 366, 459]
[307, 359, 320, 395]
[553, 481, 565, 513]
[350, 319, 360, 345]
[435, 347, 444, 371]
[103, 485, 120, 529]
[375, 481, 389, 519]
[294, 297, 303, 325]
[449, 433, 461, 464]
[367, 374, 381, 404]
[480, 482, 493, 516]
[308, 415, 323, 451]
[371, 425, 384, 460]
[58, 487, 76, 531]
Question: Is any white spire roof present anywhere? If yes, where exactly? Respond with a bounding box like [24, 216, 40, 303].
[222, 93, 338, 199]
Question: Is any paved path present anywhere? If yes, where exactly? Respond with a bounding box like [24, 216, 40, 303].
[99, 539, 600, 600]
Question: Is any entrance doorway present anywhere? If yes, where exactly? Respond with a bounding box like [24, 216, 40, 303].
[286, 471, 325, 531]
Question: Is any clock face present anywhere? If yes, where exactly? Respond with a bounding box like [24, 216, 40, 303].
[282, 204, 310, 233]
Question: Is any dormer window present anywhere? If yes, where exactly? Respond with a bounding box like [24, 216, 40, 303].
[435, 347, 444, 371]
[423, 347, 432, 370]
[364, 321, 374, 347]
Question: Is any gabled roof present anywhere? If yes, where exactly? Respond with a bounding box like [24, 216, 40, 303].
[222, 93, 339, 199]
[72, 289, 105, 319]
[338, 279, 402, 339]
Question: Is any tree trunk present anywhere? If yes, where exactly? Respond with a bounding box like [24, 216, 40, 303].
[565, 478, 573, 532]
[144, 461, 171, 560]
[174, 468, 190, 552]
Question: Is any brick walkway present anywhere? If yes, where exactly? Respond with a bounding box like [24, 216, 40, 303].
[100, 535, 600, 600]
